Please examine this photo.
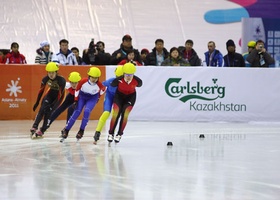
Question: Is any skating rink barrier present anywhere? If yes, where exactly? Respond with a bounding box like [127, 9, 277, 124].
[1, 64, 280, 122]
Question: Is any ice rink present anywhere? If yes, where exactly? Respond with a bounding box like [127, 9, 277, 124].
[1, 120, 280, 200]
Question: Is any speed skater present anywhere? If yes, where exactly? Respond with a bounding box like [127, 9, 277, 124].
[93, 65, 124, 144]
[107, 62, 142, 143]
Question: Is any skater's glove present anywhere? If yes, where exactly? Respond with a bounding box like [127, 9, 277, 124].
[33, 102, 39, 111]
[72, 101, 77, 109]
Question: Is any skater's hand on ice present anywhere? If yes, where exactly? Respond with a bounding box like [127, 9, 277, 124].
[33, 102, 39, 111]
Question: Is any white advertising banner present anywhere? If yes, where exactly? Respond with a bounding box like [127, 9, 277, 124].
[106, 66, 280, 122]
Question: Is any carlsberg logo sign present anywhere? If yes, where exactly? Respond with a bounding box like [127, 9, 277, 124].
[165, 78, 246, 112]
[165, 78, 225, 102]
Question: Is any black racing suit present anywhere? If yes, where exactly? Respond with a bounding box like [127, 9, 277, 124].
[32, 75, 66, 132]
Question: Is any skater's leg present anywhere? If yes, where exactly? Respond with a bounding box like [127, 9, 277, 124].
[65, 98, 85, 131]
[31, 96, 52, 131]
[67, 105, 75, 122]
[48, 95, 74, 127]
[108, 103, 122, 135]
[94, 93, 114, 143]
[96, 111, 110, 132]
[32, 98, 48, 129]
[96, 92, 114, 132]
[77, 95, 98, 139]
[31, 97, 53, 137]
[79, 95, 98, 131]
[40, 104, 54, 133]
[115, 94, 136, 142]
[117, 105, 133, 136]
[94, 111, 110, 143]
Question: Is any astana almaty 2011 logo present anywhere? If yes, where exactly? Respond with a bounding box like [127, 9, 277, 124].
[165, 78, 246, 111]
[2, 78, 27, 108]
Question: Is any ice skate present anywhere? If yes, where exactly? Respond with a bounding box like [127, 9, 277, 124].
[59, 128, 66, 138]
[60, 128, 69, 143]
[107, 134, 114, 143]
[76, 129, 84, 142]
[93, 131, 101, 145]
[114, 135, 122, 143]
[30, 128, 37, 139]
[34, 129, 44, 139]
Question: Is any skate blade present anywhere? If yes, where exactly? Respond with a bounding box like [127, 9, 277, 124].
[31, 135, 44, 140]
[60, 138, 65, 143]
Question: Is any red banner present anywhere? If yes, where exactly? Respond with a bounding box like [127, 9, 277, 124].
[0, 64, 106, 120]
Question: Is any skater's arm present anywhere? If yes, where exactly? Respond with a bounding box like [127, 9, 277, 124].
[102, 77, 115, 87]
[35, 83, 45, 104]
[74, 78, 87, 101]
[33, 76, 49, 111]
[111, 76, 124, 87]
[133, 75, 143, 87]
[97, 81, 106, 96]
[57, 76, 66, 105]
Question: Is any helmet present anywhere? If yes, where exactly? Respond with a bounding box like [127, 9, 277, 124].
[247, 41, 256, 48]
[45, 62, 59, 72]
[68, 72, 81, 82]
[87, 67, 101, 77]
[115, 65, 124, 77]
[123, 63, 136, 74]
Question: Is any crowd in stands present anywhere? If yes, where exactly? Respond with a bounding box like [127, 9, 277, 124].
[0, 34, 276, 67]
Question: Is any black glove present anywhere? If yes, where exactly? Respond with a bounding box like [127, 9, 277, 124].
[33, 102, 39, 112]
[72, 101, 77, 109]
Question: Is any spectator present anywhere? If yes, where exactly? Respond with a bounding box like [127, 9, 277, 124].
[243, 41, 256, 67]
[82, 40, 111, 65]
[204, 41, 223, 67]
[71, 47, 84, 65]
[145, 39, 169, 66]
[161, 47, 190, 66]
[35, 41, 53, 64]
[110, 35, 141, 65]
[223, 39, 245, 67]
[52, 39, 78, 65]
[0, 50, 5, 64]
[140, 48, 149, 65]
[180, 39, 201, 66]
[118, 49, 142, 66]
[246, 40, 274, 67]
[5, 42, 27, 64]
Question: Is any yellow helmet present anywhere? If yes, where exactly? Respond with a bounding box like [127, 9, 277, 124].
[87, 67, 101, 77]
[45, 62, 59, 72]
[247, 41, 256, 48]
[68, 72, 81, 82]
[115, 65, 124, 77]
[123, 63, 136, 74]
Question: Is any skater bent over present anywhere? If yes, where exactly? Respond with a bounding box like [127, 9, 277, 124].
[61, 67, 104, 141]
[93, 65, 124, 144]
[42, 72, 82, 132]
[30, 62, 66, 138]
[107, 63, 142, 143]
